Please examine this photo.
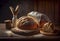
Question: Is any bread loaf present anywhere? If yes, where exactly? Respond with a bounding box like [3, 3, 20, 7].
[16, 16, 39, 30]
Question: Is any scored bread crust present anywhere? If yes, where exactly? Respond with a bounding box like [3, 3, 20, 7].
[40, 22, 56, 35]
[16, 16, 40, 30]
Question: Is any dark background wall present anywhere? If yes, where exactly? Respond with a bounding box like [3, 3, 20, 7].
[0, 0, 60, 26]
[0, 0, 34, 22]
[37, 0, 60, 26]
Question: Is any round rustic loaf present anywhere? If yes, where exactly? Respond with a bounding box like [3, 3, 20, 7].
[16, 16, 39, 30]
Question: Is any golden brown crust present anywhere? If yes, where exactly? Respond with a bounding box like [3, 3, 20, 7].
[40, 22, 56, 35]
[16, 16, 39, 30]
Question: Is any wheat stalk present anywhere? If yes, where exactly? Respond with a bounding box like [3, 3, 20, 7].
[9, 6, 14, 15]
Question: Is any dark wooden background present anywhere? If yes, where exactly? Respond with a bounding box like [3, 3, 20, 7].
[0, 0, 60, 26]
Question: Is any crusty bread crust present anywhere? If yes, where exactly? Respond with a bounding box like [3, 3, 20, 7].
[16, 16, 39, 30]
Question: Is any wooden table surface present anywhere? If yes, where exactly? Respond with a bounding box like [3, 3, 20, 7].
[0, 23, 60, 40]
